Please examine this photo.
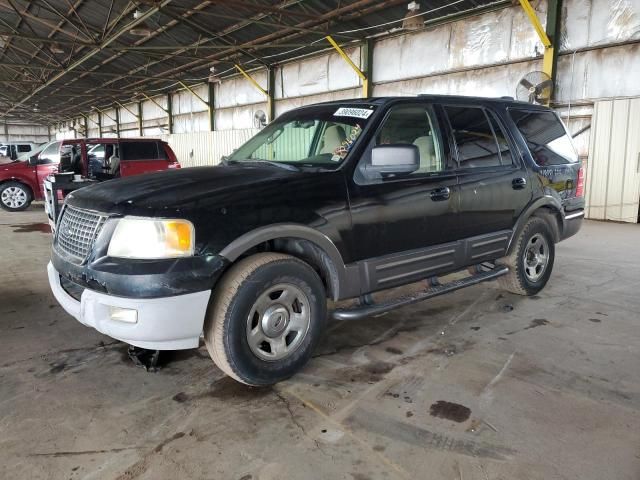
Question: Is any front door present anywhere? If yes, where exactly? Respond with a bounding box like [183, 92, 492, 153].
[347, 102, 460, 263]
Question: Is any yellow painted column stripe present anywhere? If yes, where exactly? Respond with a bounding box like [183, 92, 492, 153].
[518, 0, 552, 48]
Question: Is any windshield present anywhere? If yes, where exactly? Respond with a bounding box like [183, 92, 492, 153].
[228, 105, 375, 167]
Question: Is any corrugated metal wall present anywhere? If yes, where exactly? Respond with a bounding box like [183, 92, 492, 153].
[166, 130, 258, 167]
[585, 97, 640, 223]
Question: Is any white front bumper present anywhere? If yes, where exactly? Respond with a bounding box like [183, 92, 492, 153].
[47, 262, 211, 350]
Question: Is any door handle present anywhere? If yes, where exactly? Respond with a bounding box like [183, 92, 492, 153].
[512, 177, 527, 190]
[430, 187, 450, 201]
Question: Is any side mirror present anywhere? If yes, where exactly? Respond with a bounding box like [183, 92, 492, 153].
[28, 155, 40, 165]
[367, 145, 420, 176]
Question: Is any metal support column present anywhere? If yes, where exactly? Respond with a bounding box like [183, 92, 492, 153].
[234, 64, 271, 122]
[545, 0, 562, 92]
[137, 102, 143, 136]
[83, 116, 88, 138]
[361, 38, 374, 98]
[115, 107, 120, 138]
[167, 93, 173, 134]
[97, 112, 102, 137]
[267, 66, 276, 122]
[208, 83, 215, 131]
[326, 35, 368, 98]
[518, 0, 554, 77]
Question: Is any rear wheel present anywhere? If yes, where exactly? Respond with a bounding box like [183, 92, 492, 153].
[498, 217, 555, 296]
[204, 253, 327, 386]
[0, 182, 32, 211]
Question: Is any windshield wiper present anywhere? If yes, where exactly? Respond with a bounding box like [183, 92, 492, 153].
[234, 159, 300, 172]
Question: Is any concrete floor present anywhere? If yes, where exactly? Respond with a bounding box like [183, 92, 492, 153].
[1, 204, 639, 480]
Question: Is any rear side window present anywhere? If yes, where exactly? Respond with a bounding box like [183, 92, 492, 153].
[17, 144, 31, 152]
[508, 109, 578, 166]
[120, 141, 165, 161]
[444, 106, 503, 168]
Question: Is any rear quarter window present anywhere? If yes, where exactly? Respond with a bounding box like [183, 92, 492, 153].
[508, 109, 578, 166]
[120, 142, 165, 161]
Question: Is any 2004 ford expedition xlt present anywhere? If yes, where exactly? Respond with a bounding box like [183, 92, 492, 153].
[48, 95, 584, 385]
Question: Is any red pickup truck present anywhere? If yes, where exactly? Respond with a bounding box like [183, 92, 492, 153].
[0, 138, 180, 211]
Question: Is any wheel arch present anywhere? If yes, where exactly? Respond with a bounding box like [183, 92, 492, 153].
[219, 224, 358, 301]
[0, 178, 35, 197]
[507, 196, 564, 254]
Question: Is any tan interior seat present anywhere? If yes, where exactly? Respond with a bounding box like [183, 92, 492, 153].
[320, 125, 347, 155]
[413, 135, 439, 172]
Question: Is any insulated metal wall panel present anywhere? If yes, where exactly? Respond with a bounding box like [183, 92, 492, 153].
[586, 98, 640, 222]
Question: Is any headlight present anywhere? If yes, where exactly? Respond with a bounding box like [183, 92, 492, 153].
[108, 217, 195, 259]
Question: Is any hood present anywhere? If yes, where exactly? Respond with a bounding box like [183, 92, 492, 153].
[66, 164, 299, 215]
[0, 160, 28, 171]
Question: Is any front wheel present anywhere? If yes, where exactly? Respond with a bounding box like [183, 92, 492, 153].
[204, 253, 327, 386]
[0, 182, 32, 211]
[497, 216, 555, 296]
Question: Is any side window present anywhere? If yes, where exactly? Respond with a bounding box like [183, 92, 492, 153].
[40, 142, 60, 164]
[156, 142, 168, 160]
[445, 106, 502, 168]
[356, 105, 444, 183]
[120, 142, 158, 161]
[487, 112, 515, 166]
[509, 109, 579, 166]
[17, 144, 31, 153]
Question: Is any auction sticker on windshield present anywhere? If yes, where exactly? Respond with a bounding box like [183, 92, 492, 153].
[334, 107, 374, 119]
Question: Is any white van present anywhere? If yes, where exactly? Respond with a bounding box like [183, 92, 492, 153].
[0, 142, 41, 160]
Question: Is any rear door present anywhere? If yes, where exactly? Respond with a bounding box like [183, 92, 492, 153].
[442, 104, 532, 242]
[119, 141, 170, 177]
[508, 108, 584, 214]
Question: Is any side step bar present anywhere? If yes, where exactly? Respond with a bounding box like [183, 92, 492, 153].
[331, 266, 509, 321]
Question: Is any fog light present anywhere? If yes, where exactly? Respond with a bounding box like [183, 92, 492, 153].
[110, 306, 138, 324]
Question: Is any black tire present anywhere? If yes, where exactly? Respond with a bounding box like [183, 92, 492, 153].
[204, 253, 327, 386]
[0, 181, 32, 211]
[497, 216, 555, 296]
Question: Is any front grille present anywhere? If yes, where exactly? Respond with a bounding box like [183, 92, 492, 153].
[55, 206, 106, 263]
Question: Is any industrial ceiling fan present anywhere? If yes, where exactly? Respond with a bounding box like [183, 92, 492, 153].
[516, 71, 554, 105]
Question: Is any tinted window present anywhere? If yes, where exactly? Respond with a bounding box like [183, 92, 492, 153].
[487, 112, 515, 166]
[17, 144, 31, 152]
[40, 142, 61, 163]
[509, 109, 578, 166]
[120, 142, 159, 161]
[445, 106, 502, 168]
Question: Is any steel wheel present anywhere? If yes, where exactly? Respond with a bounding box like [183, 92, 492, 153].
[246, 283, 311, 361]
[1, 186, 28, 209]
[523, 233, 549, 282]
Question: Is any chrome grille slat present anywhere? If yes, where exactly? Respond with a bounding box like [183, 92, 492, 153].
[55, 206, 106, 263]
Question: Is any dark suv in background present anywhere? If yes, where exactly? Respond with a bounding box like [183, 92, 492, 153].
[48, 95, 584, 386]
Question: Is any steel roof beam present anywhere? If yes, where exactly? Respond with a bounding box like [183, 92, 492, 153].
[0, 0, 173, 118]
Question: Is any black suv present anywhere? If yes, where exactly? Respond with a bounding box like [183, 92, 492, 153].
[48, 95, 584, 385]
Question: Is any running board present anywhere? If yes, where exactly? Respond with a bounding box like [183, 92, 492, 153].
[331, 266, 509, 321]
